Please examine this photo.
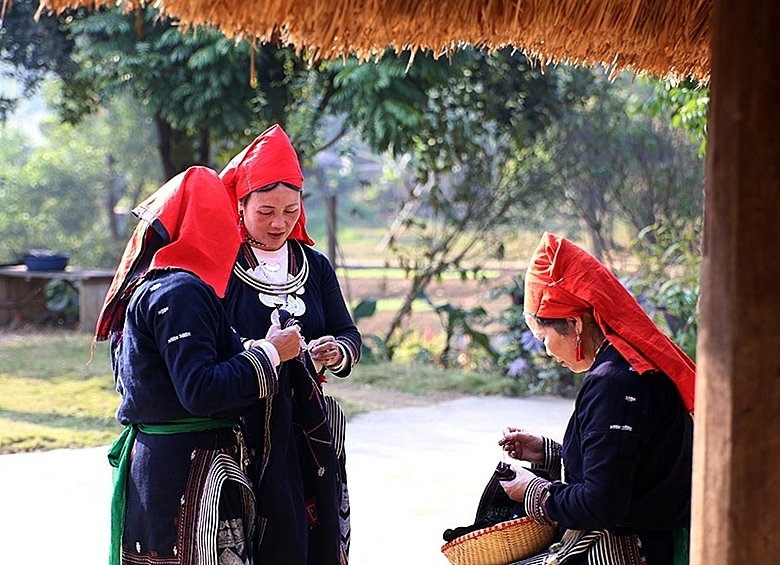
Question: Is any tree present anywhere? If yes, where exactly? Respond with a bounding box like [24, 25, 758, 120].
[2, 13, 706, 355]
[325, 50, 598, 354]
[0, 0, 78, 121]
[0, 87, 160, 267]
[612, 116, 703, 239]
[59, 7, 307, 179]
[527, 73, 703, 261]
[328, 48, 583, 163]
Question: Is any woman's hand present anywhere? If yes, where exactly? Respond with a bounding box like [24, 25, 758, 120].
[308, 335, 343, 367]
[498, 427, 545, 465]
[265, 325, 302, 362]
[499, 464, 537, 502]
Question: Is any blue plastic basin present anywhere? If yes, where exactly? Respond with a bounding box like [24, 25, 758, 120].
[24, 253, 70, 271]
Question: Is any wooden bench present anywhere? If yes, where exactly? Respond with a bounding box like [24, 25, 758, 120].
[0, 265, 114, 333]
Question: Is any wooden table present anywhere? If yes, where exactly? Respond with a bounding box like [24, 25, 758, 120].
[0, 265, 115, 332]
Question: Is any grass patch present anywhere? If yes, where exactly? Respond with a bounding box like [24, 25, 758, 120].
[0, 332, 121, 453]
[0, 332, 112, 380]
[367, 298, 435, 312]
[327, 397, 369, 420]
[349, 360, 524, 397]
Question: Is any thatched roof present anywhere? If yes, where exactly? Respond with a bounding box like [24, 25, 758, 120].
[37, 0, 712, 82]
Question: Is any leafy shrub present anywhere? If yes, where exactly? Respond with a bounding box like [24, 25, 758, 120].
[44, 279, 80, 326]
[493, 277, 582, 397]
[624, 216, 701, 360]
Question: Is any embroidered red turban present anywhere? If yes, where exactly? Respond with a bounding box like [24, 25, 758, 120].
[524, 232, 696, 412]
[219, 124, 314, 246]
[95, 167, 241, 340]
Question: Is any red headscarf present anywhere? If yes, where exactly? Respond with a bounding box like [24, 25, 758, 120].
[219, 124, 315, 246]
[524, 232, 696, 412]
[94, 166, 241, 341]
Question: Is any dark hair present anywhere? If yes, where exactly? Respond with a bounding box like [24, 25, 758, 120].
[254, 181, 302, 193]
[241, 182, 302, 207]
[527, 312, 605, 345]
[529, 315, 572, 336]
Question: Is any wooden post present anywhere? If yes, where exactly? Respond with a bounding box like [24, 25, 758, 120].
[326, 192, 338, 267]
[79, 278, 112, 334]
[692, 0, 780, 563]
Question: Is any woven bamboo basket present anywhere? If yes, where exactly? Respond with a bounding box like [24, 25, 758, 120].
[441, 516, 557, 565]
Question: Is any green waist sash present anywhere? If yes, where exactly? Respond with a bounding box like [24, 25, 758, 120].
[673, 527, 690, 565]
[107, 417, 238, 565]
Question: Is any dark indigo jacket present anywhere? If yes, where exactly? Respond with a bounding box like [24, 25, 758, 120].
[547, 345, 693, 563]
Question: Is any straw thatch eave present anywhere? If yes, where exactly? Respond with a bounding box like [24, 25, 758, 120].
[36, 0, 711, 81]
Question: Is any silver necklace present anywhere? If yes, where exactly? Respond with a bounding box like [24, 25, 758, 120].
[234, 240, 309, 316]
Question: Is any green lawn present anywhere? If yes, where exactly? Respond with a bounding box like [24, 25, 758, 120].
[0, 332, 121, 452]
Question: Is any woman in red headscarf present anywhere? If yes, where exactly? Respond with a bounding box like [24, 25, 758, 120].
[497, 233, 694, 565]
[220, 125, 361, 565]
[95, 166, 304, 565]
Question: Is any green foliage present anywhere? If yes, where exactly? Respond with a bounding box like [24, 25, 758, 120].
[327, 47, 579, 170]
[352, 298, 378, 322]
[525, 72, 704, 261]
[353, 289, 499, 370]
[334, 61, 701, 364]
[0, 0, 78, 120]
[0, 88, 160, 267]
[65, 9, 257, 131]
[641, 77, 709, 156]
[350, 298, 391, 362]
[55, 6, 316, 176]
[351, 54, 604, 347]
[425, 297, 498, 367]
[329, 50, 452, 154]
[624, 217, 701, 360]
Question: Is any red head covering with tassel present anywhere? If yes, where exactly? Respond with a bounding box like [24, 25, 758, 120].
[94, 166, 241, 341]
[524, 232, 696, 412]
[219, 124, 314, 246]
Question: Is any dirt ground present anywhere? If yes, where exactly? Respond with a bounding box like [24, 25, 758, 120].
[339, 267, 518, 341]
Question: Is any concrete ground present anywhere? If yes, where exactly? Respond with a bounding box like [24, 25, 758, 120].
[0, 395, 573, 564]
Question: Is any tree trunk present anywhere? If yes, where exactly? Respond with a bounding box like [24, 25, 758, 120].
[312, 166, 338, 266]
[383, 271, 435, 348]
[154, 114, 194, 180]
[105, 154, 119, 242]
[155, 115, 177, 181]
[326, 192, 337, 266]
[197, 127, 210, 165]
